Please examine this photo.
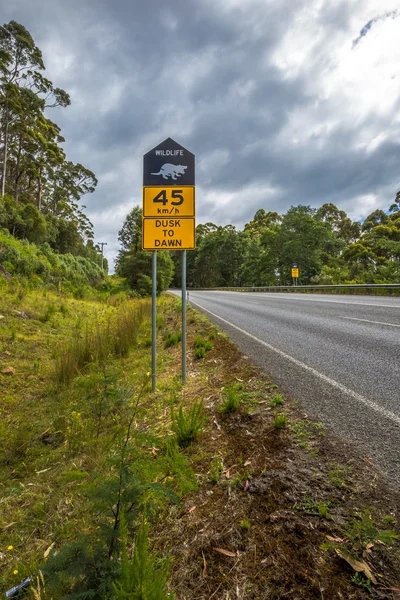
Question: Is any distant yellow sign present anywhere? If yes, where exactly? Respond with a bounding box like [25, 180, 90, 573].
[143, 217, 195, 250]
[143, 186, 195, 217]
[292, 268, 299, 278]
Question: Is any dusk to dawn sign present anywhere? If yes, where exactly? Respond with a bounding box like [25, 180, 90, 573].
[142, 138, 195, 250]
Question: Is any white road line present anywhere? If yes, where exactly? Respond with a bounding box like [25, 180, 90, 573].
[190, 300, 400, 427]
[341, 316, 400, 328]
[240, 293, 400, 309]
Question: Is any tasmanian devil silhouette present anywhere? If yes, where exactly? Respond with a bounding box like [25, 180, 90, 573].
[151, 164, 187, 180]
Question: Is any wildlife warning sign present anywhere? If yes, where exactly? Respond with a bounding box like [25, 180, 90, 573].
[143, 137, 195, 187]
[143, 138, 195, 250]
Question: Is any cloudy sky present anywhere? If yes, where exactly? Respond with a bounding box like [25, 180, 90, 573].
[2, 0, 400, 267]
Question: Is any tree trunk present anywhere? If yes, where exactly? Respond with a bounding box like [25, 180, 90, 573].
[37, 167, 42, 210]
[1, 100, 9, 197]
[14, 134, 23, 202]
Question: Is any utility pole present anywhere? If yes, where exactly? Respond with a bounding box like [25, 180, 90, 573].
[98, 242, 107, 270]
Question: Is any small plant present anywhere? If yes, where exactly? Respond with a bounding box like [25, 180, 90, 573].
[10, 325, 17, 341]
[273, 412, 287, 429]
[328, 464, 353, 488]
[219, 384, 241, 414]
[170, 398, 205, 448]
[294, 496, 331, 519]
[164, 331, 182, 348]
[317, 502, 331, 520]
[194, 345, 206, 359]
[208, 330, 216, 340]
[345, 509, 398, 551]
[383, 515, 396, 525]
[209, 456, 223, 484]
[350, 572, 371, 591]
[239, 519, 251, 531]
[193, 335, 212, 360]
[112, 514, 174, 600]
[269, 393, 284, 408]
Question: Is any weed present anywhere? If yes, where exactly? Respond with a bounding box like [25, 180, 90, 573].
[317, 502, 331, 519]
[209, 456, 223, 484]
[350, 572, 371, 591]
[290, 419, 325, 450]
[269, 393, 284, 408]
[219, 384, 242, 414]
[194, 346, 206, 359]
[40, 303, 57, 322]
[170, 398, 205, 448]
[239, 519, 252, 531]
[345, 509, 398, 551]
[10, 324, 17, 341]
[294, 497, 331, 519]
[193, 335, 212, 359]
[273, 412, 287, 429]
[383, 515, 396, 525]
[327, 464, 353, 488]
[165, 331, 182, 348]
[208, 330, 216, 340]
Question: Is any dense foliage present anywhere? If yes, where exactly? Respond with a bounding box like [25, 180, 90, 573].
[171, 199, 400, 288]
[116, 206, 175, 295]
[0, 21, 103, 265]
[0, 228, 104, 295]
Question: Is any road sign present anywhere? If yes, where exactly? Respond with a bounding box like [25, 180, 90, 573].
[292, 268, 299, 278]
[143, 186, 195, 217]
[143, 217, 195, 250]
[143, 138, 195, 187]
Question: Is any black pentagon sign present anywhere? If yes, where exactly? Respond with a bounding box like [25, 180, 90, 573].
[143, 138, 195, 186]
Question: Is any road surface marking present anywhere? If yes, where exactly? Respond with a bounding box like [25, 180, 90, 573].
[341, 316, 400, 328]
[190, 300, 400, 427]
[248, 294, 400, 309]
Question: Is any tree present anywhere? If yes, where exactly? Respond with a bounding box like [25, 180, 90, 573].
[116, 206, 174, 295]
[0, 21, 99, 262]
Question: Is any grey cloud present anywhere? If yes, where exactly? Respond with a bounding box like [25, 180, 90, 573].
[1, 0, 399, 271]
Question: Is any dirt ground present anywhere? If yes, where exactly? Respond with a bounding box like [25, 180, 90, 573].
[154, 302, 400, 600]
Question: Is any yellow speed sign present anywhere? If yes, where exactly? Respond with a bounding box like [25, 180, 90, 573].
[143, 217, 195, 250]
[143, 186, 195, 217]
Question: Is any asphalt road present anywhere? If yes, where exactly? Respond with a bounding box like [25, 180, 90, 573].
[177, 291, 400, 487]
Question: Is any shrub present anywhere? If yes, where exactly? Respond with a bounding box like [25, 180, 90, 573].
[273, 412, 288, 429]
[269, 393, 284, 408]
[193, 335, 212, 360]
[165, 331, 182, 348]
[219, 384, 242, 414]
[170, 398, 205, 448]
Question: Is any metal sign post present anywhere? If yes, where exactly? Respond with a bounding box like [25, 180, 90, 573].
[152, 251, 157, 392]
[143, 138, 195, 389]
[182, 250, 187, 384]
[291, 264, 299, 286]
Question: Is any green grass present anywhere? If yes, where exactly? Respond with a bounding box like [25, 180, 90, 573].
[165, 331, 182, 348]
[273, 412, 287, 429]
[193, 335, 213, 360]
[219, 384, 242, 414]
[269, 393, 284, 408]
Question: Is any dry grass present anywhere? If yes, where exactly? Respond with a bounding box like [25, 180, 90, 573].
[54, 299, 151, 384]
